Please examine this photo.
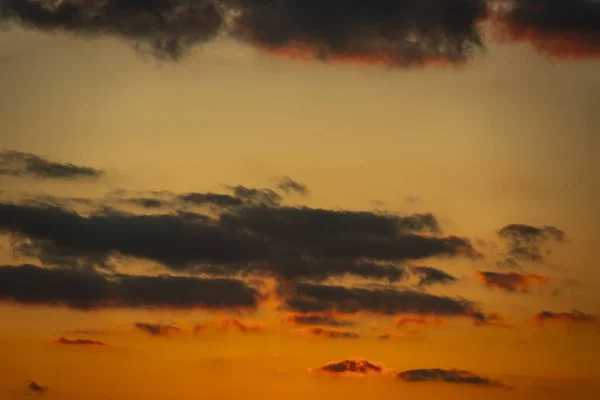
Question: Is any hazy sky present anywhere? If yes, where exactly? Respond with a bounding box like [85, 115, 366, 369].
[1, 1, 599, 399]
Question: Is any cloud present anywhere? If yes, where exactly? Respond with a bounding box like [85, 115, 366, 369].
[289, 313, 355, 327]
[396, 316, 445, 328]
[497, 224, 565, 266]
[279, 282, 499, 324]
[54, 337, 107, 346]
[535, 310, 595, 327]
[26, 381, 48, 394]
[228, 0, 488, 67]
[0, 150, 103, 180]
[314, 359, 387, 376]
[2, 0, 223, 61]
[274, 176, 309, 196]
[491, 0, 600, 60]
[411, 266, 458, 287]
[294, 327, 360, 339]
[397, 368, 507, 387]
[0, 264, 261, 310]
[217, 318, 266, 333]
[476, 271, 551, 293]
[0, 203, 268, 269]
[134, 322, 182, 337]
[0, 198, 476, 281]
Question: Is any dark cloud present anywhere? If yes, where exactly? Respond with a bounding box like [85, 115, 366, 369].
[0, 199, 475, 281]
[134, 322, 181, 337]
[228, 0, 487, 67]
[0, 264, 261, 310]
[0, 203, 268, 268]
[535, 310, 595, 326]
[179, 192, 244, 208]
[26, 381, 48, 394]
[411, 266, 458, 287]
[397, 368, 506, 387]
[316, 359, 385, 375]
[2, 0, 223, 61]
[492, 0, 600, 60]
[497, 224, 565, 266]
[0, 150, 103, 180]
[290, 314, 355, 327]
[217, 318, 266, 333]
[226, 185, 283, 207]
[296, 327, 360, 339]
[54, 337, 107, 346]
[280, 282, 496, 324]
[476, 271, 550, 293]
[274, 176, 309, 196]
[396, 316, 444, 328]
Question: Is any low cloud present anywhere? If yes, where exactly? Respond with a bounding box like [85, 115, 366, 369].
[134, 322, 182, 337]
[476, 271, 551, 293]
[314, 359, 387, 376]
[274, 176, 309, 196]
[396, 316, 445, 329]
[26, 380, 48, 394]
[397, 368, 507, 387]
[535, 310, 595, 327]
[0, 150, 103, 180]
[0, 193, 476, 282]
[497, 224, 565, 267]
[289, 314, 355, 327]
[54, 337, 107, 346]
[294, 327, 360, 339]
[217, 318, 266, 333]
[0, 264, 261, 310]
[280, 282, 500, 325]
[411, 266, 458, 287]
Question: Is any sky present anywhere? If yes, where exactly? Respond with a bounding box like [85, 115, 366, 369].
[0, 0, 599, 399]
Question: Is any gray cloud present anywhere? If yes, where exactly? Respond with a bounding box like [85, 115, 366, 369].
[0, 264, 261, 310]
[290, 313, 354, 327]
[411, 266, 458, 287]
[280, 282, 498, 324]
[497, 224, 565, 267]
[397, 368, 507, 387]
[0, 150, 103, 180]
[228, 0, 487, 66]
[26, 381, 48, 394]
[274, 176, 309, 196]
[317, 359, 385, 375]
[0, 194, 475, 282]
[134, 322, 181, 336]
[2, 0, 223, 61]
[494, 0, 600, 60]
[54, 337, 107, 346]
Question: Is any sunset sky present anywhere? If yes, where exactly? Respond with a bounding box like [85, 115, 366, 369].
[0, 1, 599, 399]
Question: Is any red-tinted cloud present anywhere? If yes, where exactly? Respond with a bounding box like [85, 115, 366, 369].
[490, 0, 600, 60]
[476, 271, 551, 293]
[54, 337, 107, 346]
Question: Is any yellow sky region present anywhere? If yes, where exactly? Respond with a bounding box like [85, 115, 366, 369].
[1, 27, 600, 399]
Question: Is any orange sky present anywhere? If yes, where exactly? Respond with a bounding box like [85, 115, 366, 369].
[1, 1, 599, 399]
